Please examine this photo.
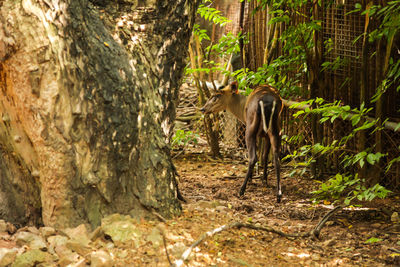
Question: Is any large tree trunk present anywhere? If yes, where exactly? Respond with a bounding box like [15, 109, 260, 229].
[0, 0, 198, 228]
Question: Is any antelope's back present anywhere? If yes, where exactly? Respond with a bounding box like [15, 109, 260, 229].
[246, 85, 282, 109]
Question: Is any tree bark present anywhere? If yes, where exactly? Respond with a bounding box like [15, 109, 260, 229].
[0, 0, 198, 228]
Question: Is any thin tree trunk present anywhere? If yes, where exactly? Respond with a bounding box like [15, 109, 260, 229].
[0, 0, 198, 228]
[357, 1, 371, 180]
[308, 2, 324, 178]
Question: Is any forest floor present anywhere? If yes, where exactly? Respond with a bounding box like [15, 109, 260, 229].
[169, 146, 400, 267]
[1, 145, 400, 266]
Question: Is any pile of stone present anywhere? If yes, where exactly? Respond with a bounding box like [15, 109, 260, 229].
[0, 214, 171, 267]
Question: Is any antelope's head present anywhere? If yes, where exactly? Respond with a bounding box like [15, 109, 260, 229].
[200, 81, 238, 114]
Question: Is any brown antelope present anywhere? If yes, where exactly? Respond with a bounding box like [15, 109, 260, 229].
[200, 81, 283, 202]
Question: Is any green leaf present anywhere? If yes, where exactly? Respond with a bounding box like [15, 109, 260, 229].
[359, 158, 365, 168]
[351, 116, 361, 126]
[395, 122, 400, 131]
[354, 121, 375, 132]
[366, 153, 376, 165]
[365, 237, 383, 244]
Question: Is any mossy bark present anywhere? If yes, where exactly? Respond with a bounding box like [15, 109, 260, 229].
[0, 0, 198, 228]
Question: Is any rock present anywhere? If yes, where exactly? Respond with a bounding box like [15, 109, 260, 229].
[0, 220, 7, 233]
[39, 227, 56, 238]
[58, 251, 80, 267]
[66, 239, 92, 256]
[104, 242, 114, 250]
[146, 227, 163, 249]
[12, 249, 54, 267]
[0, 248, 18, 267]
[14, 231, 47, 250]
[55, 245, 73, 259]
[26, 226, 40, 235]
[0, 232, 10, 241]
[63, 224, 90, 244]
[47, 235, 68, 255]
[90, 250, 112, 267]
[89, 226, 103, 241]
[62, 224, 92, 256]
[116, 249, 128, 259]
[170, 242, 187, 258]
[67, 258, 87, 267]
[101, 214, 141, 246]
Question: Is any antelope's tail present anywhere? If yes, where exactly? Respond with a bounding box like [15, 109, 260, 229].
[259, 100, 276, 134]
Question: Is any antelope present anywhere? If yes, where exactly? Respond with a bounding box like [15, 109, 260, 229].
[200, 81, 283, 202]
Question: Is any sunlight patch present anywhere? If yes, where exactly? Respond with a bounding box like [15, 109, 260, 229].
[282, 252, 311, 258]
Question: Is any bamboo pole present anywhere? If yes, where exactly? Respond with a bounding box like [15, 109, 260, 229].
[189, 36, 221, 158]
[358, 0, 372, 178]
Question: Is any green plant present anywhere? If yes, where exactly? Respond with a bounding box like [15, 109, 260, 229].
[365, 237, 383, 244]
[283, 99, 392, 205]
[312, 173, 390, 205]
[188, 0, 398, 205]
[171, 130, 199, 149]
[197, 2, 231, 26]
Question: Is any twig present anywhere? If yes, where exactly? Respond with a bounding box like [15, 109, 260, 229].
[204, 154, 222, 162]
[151, 209, 167, 223]
[172, 223, 238, 267]
[309, 206, 317, 222]
[310, 205, 344, 238]
[172, 206, 344, 266]
[171, 163, 186, 202]
[161, 228, 172, 265]
[388, 247, 400, 253]
[172, 149, 186, 160]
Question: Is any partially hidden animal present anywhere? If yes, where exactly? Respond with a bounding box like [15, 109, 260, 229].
[200, 81, 283, 202]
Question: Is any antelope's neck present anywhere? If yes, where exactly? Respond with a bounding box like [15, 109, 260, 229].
[226, 94, 248, 124]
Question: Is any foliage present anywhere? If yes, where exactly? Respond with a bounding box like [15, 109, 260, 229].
[207, 32, 243, 57]
[171, 130, 199, 149]
[188, 0, 398, 205]
[312, 173, 390, 205]
[197, 2, 232, 26]
[362, 1, 400, 100]
[193, 24, 211, 43]
[365, 237, 383, 244]
[284, 98, 393, 204]
[187, 1, 244, 80]
[261, 1, 398, 205]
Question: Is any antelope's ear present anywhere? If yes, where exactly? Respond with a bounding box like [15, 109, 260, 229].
[230, 81, 239, 94]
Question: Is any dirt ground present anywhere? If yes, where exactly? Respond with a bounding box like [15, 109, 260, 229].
[1, 144, 400, 266]
[169, 144, 400, 266]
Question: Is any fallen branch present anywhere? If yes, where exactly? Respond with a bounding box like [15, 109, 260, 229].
[176, 114, 201, 122]
[172, 205, 344, 267]
[172, 149, 186, 160]
[161, 227, 172, 266]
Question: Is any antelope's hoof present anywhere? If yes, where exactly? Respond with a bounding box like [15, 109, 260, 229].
[277, 194, 282, 203]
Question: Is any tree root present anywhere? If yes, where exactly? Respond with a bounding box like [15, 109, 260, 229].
[171, 205, 344, 267]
